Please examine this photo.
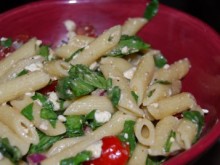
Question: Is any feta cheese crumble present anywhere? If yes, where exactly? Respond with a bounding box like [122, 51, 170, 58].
[94, 110, 111, 123]
[86, 140, 103, 159]
[25, 61, 43, 72]
[47, 92, 60, 111]
[64, 20, 76, 32]
[123, 67, 136, 79]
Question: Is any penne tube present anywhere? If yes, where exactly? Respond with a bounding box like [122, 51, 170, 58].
[100, 64, 144, 117]
[0, 38, 37, 77]
[0, 71, 50, 104]
[64, 95, 115, 115]
[147, 92, 197, 120]
[0, 121, 30, 155]
[0, 105, 39, 144]
[70, 25, 122, 66]
[122, 17, 148, 35]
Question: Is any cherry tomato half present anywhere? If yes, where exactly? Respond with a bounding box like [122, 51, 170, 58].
[84, 136, 130, 165]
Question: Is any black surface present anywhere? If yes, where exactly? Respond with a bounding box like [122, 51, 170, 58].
[0, 0, 220, 165]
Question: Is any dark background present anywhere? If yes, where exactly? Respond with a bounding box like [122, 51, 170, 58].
[0, 0, 220, 164]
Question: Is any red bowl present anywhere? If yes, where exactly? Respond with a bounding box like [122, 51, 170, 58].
[0, 0, 219, 164]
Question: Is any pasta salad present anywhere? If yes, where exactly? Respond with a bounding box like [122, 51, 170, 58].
[0, 0, 206, 164]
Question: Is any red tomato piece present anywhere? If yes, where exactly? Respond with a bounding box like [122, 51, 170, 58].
[84, 136, 130, 165]
[38, 80, 58, 95]
[76, 23, 96, 37]
[13, 34, 30, 43]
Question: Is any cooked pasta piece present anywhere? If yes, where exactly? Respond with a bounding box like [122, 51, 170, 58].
[70, 25, 122, 66]
[122, 17, 148, 35]
[100, 64, 144, 117]
[0, 105, 39, 144]
[0, 71, 50, 104]
[147, 92, 197, 120]
[64, 95, 115, 115]
[0, 38, 37, 77]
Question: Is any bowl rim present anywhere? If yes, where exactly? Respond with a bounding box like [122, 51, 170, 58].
[0, 0, 219, 164]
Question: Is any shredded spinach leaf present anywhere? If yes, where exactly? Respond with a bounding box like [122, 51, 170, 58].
[164, 130, 176, 152]
[60, 151, 92, 165]
[107, 86, 121, 106]
[85, 110, 103, 130]
[146, 156, 166, 165]
[118, 120, 136, 155]
[29, 131, 62, 154]
[183, 110, 204, 141]
[39, 45, 50, 60]
[0, 38, 12, 47]
[0, 138, 22, 164]
[21, 103, 34, 121]
[131, 91, 138, 103]
[147, 89, 156, 97]
[144, 0, 159, 20]
[153, 79, 171, 85]
[16, 69, 28, 77]
[107, 35, 150, 57]
[65, 115, 85, 137]
[153, 53, 167, 68]
[66, 48, 84, 62]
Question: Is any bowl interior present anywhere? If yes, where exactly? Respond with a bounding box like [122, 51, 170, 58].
[0, 0, 220, 164]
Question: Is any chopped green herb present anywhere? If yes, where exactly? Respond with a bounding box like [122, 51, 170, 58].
[107, 86, 121, 106]
[29, 131, 62, 154]
[153, 54, 167, 68]
[144, 0, 159, 20]
[0, 38, 12, 47]
[118, 120, 136, 155]
[66, 48, 84, 62]
[154, 79, 171, 85]
[164, 130, 176, 152]
[146, 156, 166, 165]
[107, 35, 150, 57]
[39, 45, 50, 60]
[16, 69, 28, 77]
[56, 65, 109, 100]
[0, 138, 22, 164]
[131, 91, 138, 103]
[183, 110, 204, 141]
[85, 110, 103, 130]
[21, 103, 34, 121]
[60, 151, 92, 165]
[65, 115, 85, 137]
[147, 89, 156, 97]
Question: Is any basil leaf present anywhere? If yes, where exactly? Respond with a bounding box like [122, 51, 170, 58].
[147, 89, 156, 97]
[40, 108, 57, 128]
[107, 35, 150, 57]
[164, 130, 176, 152]
[29, 131, 62, 154]
[183, 111, 204, 141]
[65, 48, 84, 62]
[32, 93, 58, 128]
[144, 0, 159, 20]
[85, 110, 103, 130]
[16, 69, 28, 77]
[0, 38, 12, 47]
[146, 156, 165, 165]
[0, 138, 22, 163]
[39, 45, 49, 60]
[118, 120, 136, 155]
[65, 115, 85, 137]
[131, 91, 138, 103]
[60, 151, 92, 165]
[21, 103, 34, 121]
[153, 79, 171, 85]
[107, 86, 121, 106]
[56, 65, 109, 100]
[153, 54, 167, 68]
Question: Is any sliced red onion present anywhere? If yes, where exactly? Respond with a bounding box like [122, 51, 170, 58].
[27, 153, 46, 165]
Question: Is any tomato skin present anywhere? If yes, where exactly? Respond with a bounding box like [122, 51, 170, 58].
[38, 80, 58, 94]
[84, 136, 130, 165]
[76, 23, 96, 37]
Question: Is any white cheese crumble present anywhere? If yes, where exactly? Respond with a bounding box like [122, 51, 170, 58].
[94, 110, 111, 123]
[124, 133, 128, 139]
[58, 115, 66, 122]
[36, 40, 42, 46]
[121, 46, 129, 54]
[202, 109, 209, 114]
[39, 121, 48, 130]
[25, 62, 43, 72]
[47, 92, 60, 111]
[89, 61, 99, 70]
[163, 64, 170, 69]
[123, 67, 136, 79]
[0, 37, 7, 41]
[64, 20, 76, 32]
[86, 140, 103, 159]
[0, 152, 3, 160]
[25, 92, 35, 97]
